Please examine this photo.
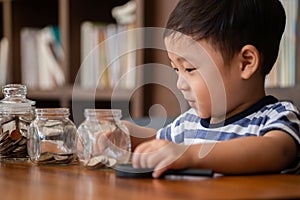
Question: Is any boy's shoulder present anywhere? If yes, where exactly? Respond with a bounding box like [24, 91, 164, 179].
[177, 96, 300, 126]
[256, 97, 299, 116]
[239, 95, 298, 116]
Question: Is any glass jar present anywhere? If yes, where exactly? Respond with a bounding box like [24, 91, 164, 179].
[77, 109, 131, 169]
[0, 84, 35, 160]
[27, 108, 78, 165]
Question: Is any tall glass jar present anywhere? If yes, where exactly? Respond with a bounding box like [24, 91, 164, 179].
[27, 108, 78, 165]
[77, 109, 131, 169]
[0, 84, 35, 160]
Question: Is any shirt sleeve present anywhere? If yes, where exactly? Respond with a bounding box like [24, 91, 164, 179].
[156, 108, 199, 143]
[260, 102, 300, 174]
[260, 102, 300, 147]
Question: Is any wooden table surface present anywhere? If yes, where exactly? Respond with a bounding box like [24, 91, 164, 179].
[0, 161, 300, 200]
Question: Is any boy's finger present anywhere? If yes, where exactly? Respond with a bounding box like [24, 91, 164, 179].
[153, 165, 169, 178]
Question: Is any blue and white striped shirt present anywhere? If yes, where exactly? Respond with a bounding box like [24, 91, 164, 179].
[157, 96, 300, 173]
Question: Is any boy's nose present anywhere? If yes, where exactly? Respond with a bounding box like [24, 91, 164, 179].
[177, 75, 189, 91]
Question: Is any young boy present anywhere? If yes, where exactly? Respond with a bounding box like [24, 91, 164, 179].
[125, 0, 300, 178]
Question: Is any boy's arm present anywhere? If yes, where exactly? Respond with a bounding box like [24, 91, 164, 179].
[122, 120, 157, 151]
[187, 130, 297, 174]
[132, 130, 298, 177]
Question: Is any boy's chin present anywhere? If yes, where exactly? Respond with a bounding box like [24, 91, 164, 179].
[195, 110, 211, 119]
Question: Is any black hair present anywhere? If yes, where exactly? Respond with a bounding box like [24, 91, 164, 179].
[164, 0, 286, 76]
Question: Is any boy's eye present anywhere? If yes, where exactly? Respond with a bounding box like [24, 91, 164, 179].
[172, 67, 179, 72]
[185, 68, 196, 72]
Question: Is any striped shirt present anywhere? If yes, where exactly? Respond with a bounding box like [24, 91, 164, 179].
[157, 96, 300, 173]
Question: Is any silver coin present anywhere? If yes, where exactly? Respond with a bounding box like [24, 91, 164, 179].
[53, 154, 69, 161]
[0, 130, 9, 142]
[86, 155, 108, 169]
[16, 137, 27, 146]
[2, 144, 15, 154]
[12, 145, 27, 153]
[0, 140, 13, 152]
[107, 158, 117, 168]
[38, 152, 54, 162]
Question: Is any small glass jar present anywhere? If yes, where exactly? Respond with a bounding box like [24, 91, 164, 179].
[77, 109, 131, 169]
[27, 108, 78, 165]
[0, 84, 35, 160]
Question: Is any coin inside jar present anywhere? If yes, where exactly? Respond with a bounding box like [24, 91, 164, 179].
[33, 152, 77, 165]
[38, 152, 54, 162]
[0, 130, 9, 142]
[107, 158, 117, 168]
[0, 129, 28, 158]
[10, 130, 22, 141]
[86, 155, 107, 169]
[85, 155, 117, 169]
[0, 84, 36, 160]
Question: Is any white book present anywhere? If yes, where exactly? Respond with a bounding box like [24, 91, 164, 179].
[105, 23, 119, 88]
[267, 0, 297, 88]
[97, 25, 109, 89]
[20, 28, 39, 89]
[124, 24, 137, 89]
[116, 24, 129, 89]
[117, 24, 137, 89]
[36, 26, 65, 90]
[0, 37, 9, 86]
[80, 21, 97, 89]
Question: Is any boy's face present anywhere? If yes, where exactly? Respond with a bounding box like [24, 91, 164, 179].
[165, 34, 240, 120]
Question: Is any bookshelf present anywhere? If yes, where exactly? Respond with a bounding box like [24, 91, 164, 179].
[0, 0, 144, 124]
[1, 0, 298, 123]
[0, 3, 2, 39]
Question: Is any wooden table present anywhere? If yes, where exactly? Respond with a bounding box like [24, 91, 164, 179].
[0, 161, 300, 200]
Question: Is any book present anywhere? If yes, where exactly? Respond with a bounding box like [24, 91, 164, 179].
[0, 37, 9, 86]
[79, 1, 138, 90]
[20, 26, 65, 90]
[266, 0, 298, 88]
[20, 28, 39, 89]
[80, 21, 96, 89]
[80, 22, 137, 90]
[36, 26, 65, 89]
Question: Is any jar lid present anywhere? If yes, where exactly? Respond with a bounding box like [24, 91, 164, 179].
[84, 109, 122, 119]
[35, 108, 70, 117]
[0, 102, 35, 114]
[0, 84, 35, 114]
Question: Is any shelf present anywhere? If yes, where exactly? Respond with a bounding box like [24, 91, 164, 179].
[0, 0, 144, 118]
[69, 0, 130, 84]
[27, 86, 135, 101]
[11, 0, 59, 83]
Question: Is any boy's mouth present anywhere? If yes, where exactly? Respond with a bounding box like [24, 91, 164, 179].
[187, 100, 196, 108]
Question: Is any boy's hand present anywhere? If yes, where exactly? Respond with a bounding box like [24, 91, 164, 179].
[132, 139, 190, 178]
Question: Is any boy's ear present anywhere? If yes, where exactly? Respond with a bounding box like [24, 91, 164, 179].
[239, 45, 260, 80]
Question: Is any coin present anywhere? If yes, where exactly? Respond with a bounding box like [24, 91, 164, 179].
[12, 145, 27, 153]
[0, 140, 13, 152]
[16, 137, 27, 146]
[107, 158, 117, 167]
[0, 130, 9, 143]
[86, 155, 108, 169]
[0, 117, 30, 159]
[53, 154, 69, 162]
[85, 155, 117, 169]
[10, 130, 22, 141]
[34, 152, 77, 165]
[38, 152, 54, 162]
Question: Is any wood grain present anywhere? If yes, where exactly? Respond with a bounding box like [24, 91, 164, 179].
[0, 161, 300, 200]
